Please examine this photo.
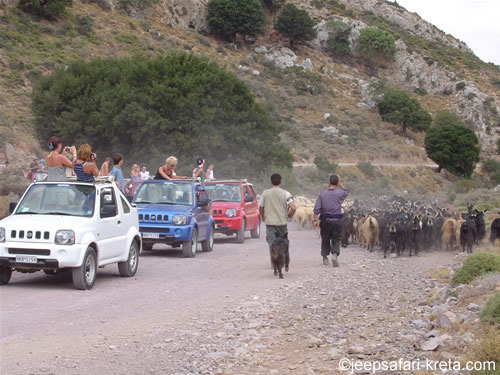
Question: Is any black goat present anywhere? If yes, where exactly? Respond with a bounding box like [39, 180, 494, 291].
[271, 232, 290, 279]
[490, 218, 500, 245]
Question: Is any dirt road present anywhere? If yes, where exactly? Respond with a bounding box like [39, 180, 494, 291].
[0, 224, 460, 375]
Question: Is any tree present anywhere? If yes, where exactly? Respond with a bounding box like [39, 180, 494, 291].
[260, 0, 285, 12]
[207, 0, 266, 40]
[19, 0, 70, 20]
[377, 89, 432, 135]
[274, 4, 317, 48]
[425, 125, 480, 178]
[326, 20, 351, 56]
[433, 110, 465, 127]
[357, 27, 396, 59]
[31, 53, 293, 177]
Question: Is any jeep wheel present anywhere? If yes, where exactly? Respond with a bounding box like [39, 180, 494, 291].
[182, 228, 198, 258]
[118, 241, 139, 277]
[201, 225, 214, 252]
[0, 266, 12, 285]
[250, 217, 261, 239]
[236, 220, 245, 244]
[72, 247, 97, 290]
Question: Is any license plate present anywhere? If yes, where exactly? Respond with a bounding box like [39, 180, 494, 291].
[16, 255, 38, 263]
[143, 233, 160, 239]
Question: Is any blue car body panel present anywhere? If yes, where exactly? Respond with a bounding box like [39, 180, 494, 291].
[133, 180, 213, 245]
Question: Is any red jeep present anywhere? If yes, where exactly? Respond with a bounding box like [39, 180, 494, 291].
[205, 180, 261, 243]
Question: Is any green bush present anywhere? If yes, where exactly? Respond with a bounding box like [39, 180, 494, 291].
[453, 253, 500, 284]
[207, 0, 266, 40]
[357, 27, 396, 59]
[31, 53, 292, 178]
[433, 110, 465, 128]
[455, 81, 466, 91]
[425, 125, 480, 178]
[481, 292, 500, 324]
[19, 0, 71, 20]
[274, 3, 317, 48]
[482, 159, 500, 185]
[76, 15, 93, 36]
[326, 20, 351, 55]
[357, 161, 376, 178]
[377, 88, 432, 135]
[314, 156, 337, 174]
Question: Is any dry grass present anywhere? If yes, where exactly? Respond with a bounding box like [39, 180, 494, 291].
[426, 267, 452, 283]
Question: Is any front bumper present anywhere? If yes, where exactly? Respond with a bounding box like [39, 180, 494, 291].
[139, 224, 194, 243]
[213, 217, 243, 232]
[0, 242, 89, 269]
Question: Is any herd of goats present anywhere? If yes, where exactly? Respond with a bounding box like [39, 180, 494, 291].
[292, 196, 500, 258]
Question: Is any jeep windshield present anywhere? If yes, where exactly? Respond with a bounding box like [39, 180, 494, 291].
[15, 184, 96, 217]
[205, 184, 241, 202]
[134, 182, 193, 206]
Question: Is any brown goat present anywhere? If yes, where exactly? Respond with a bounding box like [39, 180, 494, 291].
[441, 218, 456, 251]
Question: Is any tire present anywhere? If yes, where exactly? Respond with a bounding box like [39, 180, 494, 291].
[118, 241, 139, 277]
[182, 228, 198, 258]
[72, 247, 97, 290]
[250, 217, 261, 239]
[0, 266, 12, 285]
[201, 225, 214, 252]
[142, 243, 153, 251]
[236, 220, 245, 244]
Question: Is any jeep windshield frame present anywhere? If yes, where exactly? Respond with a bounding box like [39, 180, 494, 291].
[133, 181, 194, 206]
[15, 183, 96, 218]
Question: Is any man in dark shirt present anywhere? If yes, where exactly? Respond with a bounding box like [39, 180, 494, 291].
[313, 174, 349, 267]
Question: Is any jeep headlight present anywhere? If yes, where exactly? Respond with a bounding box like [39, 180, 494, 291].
[172, 214, 187, 225]
[225, 209, 237, 218]
[0, 227, 5, 243]
[55, 230, 75, 245]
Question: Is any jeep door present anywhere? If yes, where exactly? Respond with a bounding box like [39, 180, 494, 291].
[242, 184, 258, 229]
[98, 187, 128, 261]
[194, 189, 210, 239]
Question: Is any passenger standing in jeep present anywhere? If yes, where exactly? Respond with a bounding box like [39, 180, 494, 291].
[259, 174, 296, 267]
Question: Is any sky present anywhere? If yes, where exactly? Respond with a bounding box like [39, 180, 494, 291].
[388, 0, 500, 65]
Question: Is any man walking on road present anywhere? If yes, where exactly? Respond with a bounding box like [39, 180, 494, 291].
[313, 174, 349, 267]
[259, 174, 296, 266]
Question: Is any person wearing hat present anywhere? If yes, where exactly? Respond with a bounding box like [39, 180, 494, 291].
[192, 157, 205, 183]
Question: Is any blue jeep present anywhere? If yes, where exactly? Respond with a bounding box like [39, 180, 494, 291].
[133, 180, 214, 258]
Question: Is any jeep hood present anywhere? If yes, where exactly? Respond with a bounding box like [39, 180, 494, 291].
[210, 201, 240, 209]
[135, 204, 193, 214]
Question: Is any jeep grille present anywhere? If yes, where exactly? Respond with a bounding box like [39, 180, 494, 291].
[10, 230, 50, 240]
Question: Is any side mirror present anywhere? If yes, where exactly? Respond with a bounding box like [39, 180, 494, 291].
[197, 195, 209, 207]
[101, 204, 117, 218]
[244, 194, 253, 203]
[9, 202, 17, 214]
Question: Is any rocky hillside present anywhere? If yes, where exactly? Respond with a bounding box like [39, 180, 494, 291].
[0, 0, 499, 170]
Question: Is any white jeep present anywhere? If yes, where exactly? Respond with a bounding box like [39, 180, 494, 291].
[0, 179, 141, 290]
